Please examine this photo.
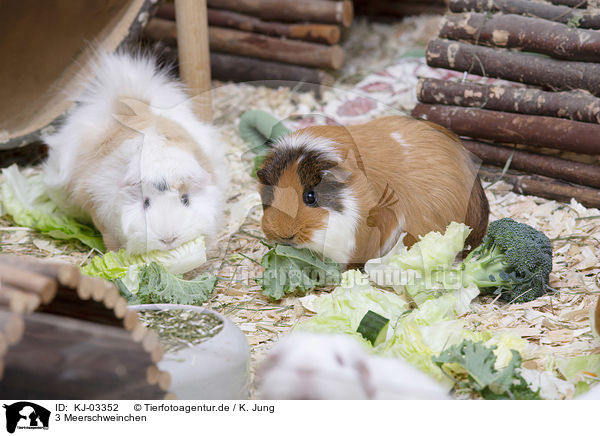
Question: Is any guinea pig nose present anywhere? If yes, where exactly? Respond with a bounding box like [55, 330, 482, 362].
[159, 235, 177, 246]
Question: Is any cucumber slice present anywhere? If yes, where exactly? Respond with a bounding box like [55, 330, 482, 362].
[357, 310, 390, 346]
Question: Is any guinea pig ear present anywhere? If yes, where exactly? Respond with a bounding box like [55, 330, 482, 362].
[256, 168, 269, 185]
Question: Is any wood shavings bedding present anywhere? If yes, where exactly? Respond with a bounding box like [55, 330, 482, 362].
[1, 15, 598, 399]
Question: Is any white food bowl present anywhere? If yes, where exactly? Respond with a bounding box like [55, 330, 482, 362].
[129, 304, 250, 400]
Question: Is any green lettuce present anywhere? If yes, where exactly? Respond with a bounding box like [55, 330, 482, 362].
[0, 164, 104, 251]
[556, 354, 600, 396]
[82, 234, 207, 291]
[128, 262, 217, 305]
[258, 244, 341, 299]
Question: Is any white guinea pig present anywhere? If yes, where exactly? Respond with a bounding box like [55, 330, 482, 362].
[257, 332, 450, 400]
[43, 52, 228, 253]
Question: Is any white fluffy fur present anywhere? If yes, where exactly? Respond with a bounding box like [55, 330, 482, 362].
[43, 52, 228, 253]
[273, 131, 342, 164]
[258, 333, 450, 400]
[301, 190, 360, 265]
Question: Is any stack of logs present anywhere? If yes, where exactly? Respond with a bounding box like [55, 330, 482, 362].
[0, 254, 172, 399]
[412, 0, 600, 208]
[144, 0, 354, 95]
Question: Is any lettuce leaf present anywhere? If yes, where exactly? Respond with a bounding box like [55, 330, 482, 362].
[0, 164, 104, 251]
[81, 234, 207, 290]
[130, 262, 217, 305]
[365, 222, 471, 305]
[258, 244, 341, 299]
[556, 354, 600, 396]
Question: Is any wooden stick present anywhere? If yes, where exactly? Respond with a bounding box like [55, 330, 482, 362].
[426, 39, 600, 96]
[150, 345, 165, 364]
[123, 310, 140, 331]
[0, 310, 24, 345]
[132, 322, 147, 343]
[175, 0, 212, 122]
[440, 13, 600, 62]
[479, 166, 600, 208]
[0, 264, 57, 304]
[77, 275, 106, 301]
[462, 139, 600, 188]
[0, 254, 80, 288]
[157, 4, 341, 44]
[412, 103, 600, 154]
[0, 285, 41, 314]
[163, 392, 177, 400]
[103, 284, 121, 310]
[206, 0, 354, 27]
[416, 78, 600, 124]
[145, 19, 344, 70]
[449, 0, 600, 29]
[142, 330, 160, 353]
[113, 297, 128, 319]
[146, 365, 160, 385]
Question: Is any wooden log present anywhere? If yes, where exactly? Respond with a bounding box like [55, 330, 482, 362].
[209, 27, 344, 70]
[479, 166, 600, 208]
[206, 0, 354, 27]
[145, 19, 344, 70]
[158, 371, 172, 391]
[156, 4, 341, 44]
[0, 285, 41, 314]
[0, 312, 166, 399]
[462, 139, 600, 188]
[449, 0, 600, 29]
[175, 0, 212, 122]
[426, 39, 600, 96]
[0, 309, 24, 345]
[353, 0, 447, 17]
[412, 103, 600, 154]
[549, 0, 588, 7]
[155, 44, 333, 95]
[0, 264, 57, 305]
[416, 78, 600, 124]
[210, 52, 334, 92]
[439, 13, 600, 62]
[0, 254, 80, 289]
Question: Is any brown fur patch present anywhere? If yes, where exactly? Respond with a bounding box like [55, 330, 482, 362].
[260, 163, 329, 245]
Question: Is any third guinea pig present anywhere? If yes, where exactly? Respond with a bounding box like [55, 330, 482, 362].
[256, 115, 489, 266]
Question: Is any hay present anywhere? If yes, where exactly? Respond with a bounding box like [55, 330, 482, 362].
[0, 15, 598, 399]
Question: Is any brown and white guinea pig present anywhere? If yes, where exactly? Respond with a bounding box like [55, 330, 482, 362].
[256, 116, 489, 266]
[43, 52, 228, 254]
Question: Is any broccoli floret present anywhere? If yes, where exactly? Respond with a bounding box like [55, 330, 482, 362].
[460, 218, 553, 303]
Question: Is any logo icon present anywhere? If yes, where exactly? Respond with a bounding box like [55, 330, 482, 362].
[3, 402, 50, 434]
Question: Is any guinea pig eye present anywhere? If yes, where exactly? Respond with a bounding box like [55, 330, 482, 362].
[181, 194, 190, 207]
[143, 197, 151, 209]
[303, 190, 317, 207]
